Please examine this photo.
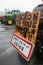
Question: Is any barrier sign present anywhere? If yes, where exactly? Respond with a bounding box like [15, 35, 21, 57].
[11, 11, 40, 61]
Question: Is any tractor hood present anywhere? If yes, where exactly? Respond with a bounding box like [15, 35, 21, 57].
[5, 14, 13, 16]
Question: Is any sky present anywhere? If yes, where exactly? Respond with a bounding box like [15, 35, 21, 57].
[0, 0, 43, 12]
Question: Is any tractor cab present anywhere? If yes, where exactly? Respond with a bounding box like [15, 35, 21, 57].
[12, 10, 20, 15]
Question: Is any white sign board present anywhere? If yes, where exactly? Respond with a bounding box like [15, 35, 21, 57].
[11, 34, 34, 61]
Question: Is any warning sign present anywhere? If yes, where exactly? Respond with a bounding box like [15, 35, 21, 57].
[11, 11, 40, 61]
[15, 11, 40, 44]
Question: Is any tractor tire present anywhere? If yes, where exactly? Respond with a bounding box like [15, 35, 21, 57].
[1, 19, 3, 24]
[7, 19, 13, 25]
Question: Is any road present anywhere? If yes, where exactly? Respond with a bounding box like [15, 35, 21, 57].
[0, 23, 43, 65]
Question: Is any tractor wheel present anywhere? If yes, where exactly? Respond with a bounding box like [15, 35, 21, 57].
[1, 20, 3, 24]
[0, 19, 3, 24]
[7, 19, 13, 25]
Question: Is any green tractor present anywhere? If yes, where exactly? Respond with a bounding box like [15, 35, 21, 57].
[2, 10, 20, 25]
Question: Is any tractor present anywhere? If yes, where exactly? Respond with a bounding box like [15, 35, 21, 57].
[2, 10, 20, 25]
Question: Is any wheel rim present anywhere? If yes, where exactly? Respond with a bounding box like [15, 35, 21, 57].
[8, 20, 12, 25]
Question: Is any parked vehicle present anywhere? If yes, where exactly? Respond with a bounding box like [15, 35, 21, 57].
[0, 16, 4, 22]
[0, 11, 5, 22]
[2, 10, 20, 25]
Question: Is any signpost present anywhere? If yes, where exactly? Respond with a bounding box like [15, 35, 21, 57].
[11, 11, 40, 61]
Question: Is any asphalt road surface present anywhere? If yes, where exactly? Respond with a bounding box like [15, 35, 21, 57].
[0, 23, 43, 65]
